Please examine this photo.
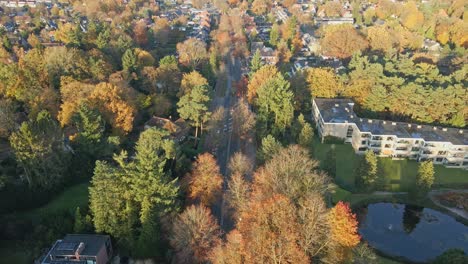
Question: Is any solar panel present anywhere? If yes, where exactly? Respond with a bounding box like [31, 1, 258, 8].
[56, 242, 77, 251]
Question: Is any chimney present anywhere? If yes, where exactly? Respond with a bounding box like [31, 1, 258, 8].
[460, 130, 464, 134]
[392, 122, 396, 126]
[442, 128, 447, 132]
[417, 125, 422, 129]
[75, 242, 85, 260]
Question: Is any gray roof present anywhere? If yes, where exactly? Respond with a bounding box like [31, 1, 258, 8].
[43, 234, 110, 264]
[314, 98, 468, 145]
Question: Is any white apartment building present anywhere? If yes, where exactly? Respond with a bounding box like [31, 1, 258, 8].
[312, 98, 468, 169]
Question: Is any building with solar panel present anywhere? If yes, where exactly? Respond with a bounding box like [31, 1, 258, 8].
[312, 98, 468, 169]
[40, 234, 112, 264]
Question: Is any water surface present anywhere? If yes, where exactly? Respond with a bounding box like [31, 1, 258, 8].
[357, 203, 468, 263]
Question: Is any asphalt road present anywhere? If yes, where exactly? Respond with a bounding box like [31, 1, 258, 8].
[209, 52, 242, 231]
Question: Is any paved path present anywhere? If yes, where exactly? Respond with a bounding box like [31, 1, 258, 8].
[429, 190, 468, 220]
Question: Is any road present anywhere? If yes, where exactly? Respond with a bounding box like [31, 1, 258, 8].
[208, 52, 242, 231]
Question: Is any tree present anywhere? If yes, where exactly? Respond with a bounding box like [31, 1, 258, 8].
[179, 71, 208, 97]
[226, 172, 251, 216]
[250, 49, 263, 73]
[306, 67, 342, 98]
[176, 38, 208, 69]
[353, 242, 378, 264]
[89, 83, 136, 135]
[326, 201, 360, 263]
[254, 145, 330, 203]
[297, 115, 314, 148]
[177, 85, 211, 144]
[366, 25, 397, 53]
[122, 49, 137, 72]
[355, 150, 378, 191]
[415, 161, 434, 196]
[236, 195, 310, 263]
[10, 111, 69, 190]
[133, 20, 149, 46]
[269, 23, 280, 47]
[433, 249, 468, 264]
[247, 65, 278, 103]
[0, 98, 16, 138]
[258, 134, 282, 163]
[90, 128, 179, 255]
[320, 1, 343, 17]
[184, 153, 223, 206]
[232, 99, 255, 138]
[170, 205, 221, 264]
[229, 152, 254, 177]
[320, 24, 368, 59]
[251, 0, 271, 15]
[400, 2, 424, 31]
[323, 145, 337, 178]
[256, 72, 294, 134]
[209, 230, 245, 264]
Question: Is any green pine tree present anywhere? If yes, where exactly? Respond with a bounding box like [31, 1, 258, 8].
[250, 49, 263, 74]
[122, 49, 137, 72]
[355, 150, 378, 192]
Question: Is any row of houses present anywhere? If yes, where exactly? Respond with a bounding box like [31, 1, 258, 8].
[312, 98, 468, 169]
[0, 0, 52, 8]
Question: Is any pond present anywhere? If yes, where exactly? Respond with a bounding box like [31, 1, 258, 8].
[357, 203, 468, 263]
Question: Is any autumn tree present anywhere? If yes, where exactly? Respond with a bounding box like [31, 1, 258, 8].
[170, 205, 221, 264]
[133, 20, 149, 46]
[366, 25, 397, 53]
[232, 99, 255, 138]
[269, 23, 280, 47]
[306, 67, 343, 98]
[320, 24, 368, 59]
[10, 111, 69, 189]
[177, 85, 211, 143]
[177, 38, 208, 69]
[229, 152, 254, 177]
[400, 2, 424, 31]
[89, 82, 136, 135]
[326, 202, 360, 263]
[254, 145, 330, 203]
[184, 153, 223, 206]
[237, 195, 310, 263]
[247, 65, 278, 103]
[154, 56, 182, 95]
[209, 230, 245, 264]
[320, 1, 343, 17]
[226, 172, 251, 216]
[251, 0, 271, 15]
[355, 150, 378, 192]
[179, 71, 208, 97]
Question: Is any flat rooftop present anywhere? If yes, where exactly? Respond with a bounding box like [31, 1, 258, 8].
[314, 98, 468, 145]
[42, 234, 110, 264]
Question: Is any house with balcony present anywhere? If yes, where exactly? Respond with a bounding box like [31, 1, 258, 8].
[312, 98, 468, 169]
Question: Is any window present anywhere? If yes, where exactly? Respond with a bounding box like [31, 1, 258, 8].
[361, 140, 367, 145]
[384, 144, 392, 148]
[411, 147, 420, 152]
[358, 147, 368, 151]
[435, 158, 443, 162]
[438, 151, 447, 155]
[87, 260, 96, 264]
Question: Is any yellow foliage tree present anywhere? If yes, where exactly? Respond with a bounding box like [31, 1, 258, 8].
[179, 71, 208, 97]
[247, 65, 278, 103]
[305, 67, 343, 98]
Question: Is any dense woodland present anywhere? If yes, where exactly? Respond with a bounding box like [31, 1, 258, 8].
[0, 0, 467, 263]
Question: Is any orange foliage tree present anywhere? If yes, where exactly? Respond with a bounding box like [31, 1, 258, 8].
[320, 24, 368, 59]
[237, 195, 310, 263]
[247, 65, 278, 103]
[184, 153, 223, 206]
[327, 201, 361, 262]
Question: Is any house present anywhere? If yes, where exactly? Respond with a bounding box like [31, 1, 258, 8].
[251, 42, 278, 65]
[315, 17, 354, 27]
[145, 116, 190, 142]
[40, 234, 112, 264]
[312, 98, 468, 169]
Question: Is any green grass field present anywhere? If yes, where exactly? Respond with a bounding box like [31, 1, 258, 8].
[311, 138, 468, 192]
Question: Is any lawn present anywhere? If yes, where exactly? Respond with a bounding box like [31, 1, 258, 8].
[0, 183, 90, 264]
[17, 182, 90, 219]
[311, 138, 468, 192]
